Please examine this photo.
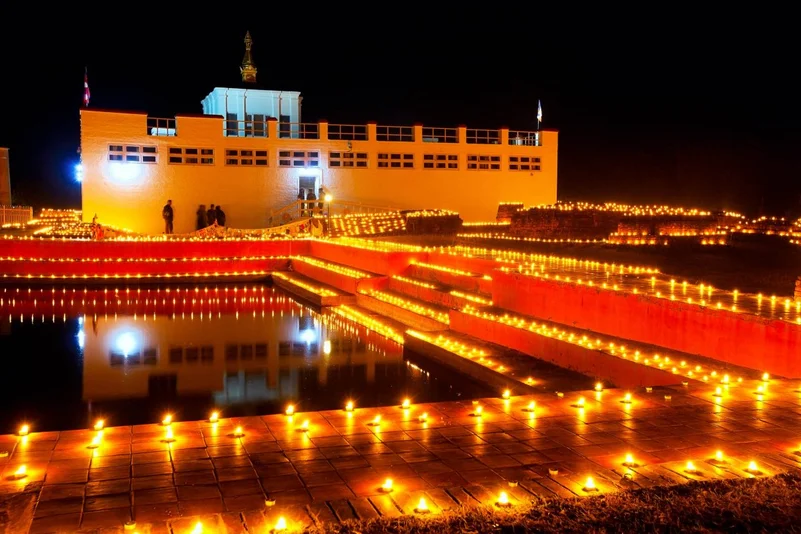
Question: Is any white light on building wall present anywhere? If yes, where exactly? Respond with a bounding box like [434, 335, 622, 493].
[115, 332, 138, 357]
[108, 162, 142, 182]
[74, 163, 84, 182]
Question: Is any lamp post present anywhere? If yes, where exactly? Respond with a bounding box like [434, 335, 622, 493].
[324, 194, 333, 237]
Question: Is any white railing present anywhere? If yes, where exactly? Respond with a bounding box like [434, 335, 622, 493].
[147, 117, 176, 137]
[509, 130, 541, 146]
[225, 119, 270, 138]
[278, 123, 319, 140]
[0, 206, 33, 225]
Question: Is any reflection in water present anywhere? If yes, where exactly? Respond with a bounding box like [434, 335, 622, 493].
[0, 285, 491, 432]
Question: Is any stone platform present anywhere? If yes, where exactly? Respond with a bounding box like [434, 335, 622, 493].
[3, 379, 801, 533]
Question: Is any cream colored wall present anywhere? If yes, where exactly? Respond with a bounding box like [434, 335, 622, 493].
[81, 110, 558, 234]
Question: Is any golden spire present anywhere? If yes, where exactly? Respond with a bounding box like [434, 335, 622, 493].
[240, 31, 257, 83]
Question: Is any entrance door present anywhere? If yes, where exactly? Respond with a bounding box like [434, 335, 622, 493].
[298, 176, 316, 196]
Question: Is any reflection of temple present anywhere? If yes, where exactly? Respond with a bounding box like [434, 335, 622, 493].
[81, 309, 403, 404]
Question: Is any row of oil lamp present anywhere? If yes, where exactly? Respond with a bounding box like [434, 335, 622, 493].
[457, 232, 607, 245]
[272, 272, 338, 297]
[361, 289, 450, 324]
[0, 255, 288, 263]
[459, 305, 758, 383]
[7, 391, 782, 529]
[526, 201, 731, 218]
[291, 256, 371, 279]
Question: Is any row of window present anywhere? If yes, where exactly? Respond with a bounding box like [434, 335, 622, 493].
[106, 145, 541, 171]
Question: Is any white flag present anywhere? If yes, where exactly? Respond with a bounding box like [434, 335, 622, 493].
[537, 99, 542, 123]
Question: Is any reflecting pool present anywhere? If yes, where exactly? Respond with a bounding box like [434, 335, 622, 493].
[0, 285, 493, 433]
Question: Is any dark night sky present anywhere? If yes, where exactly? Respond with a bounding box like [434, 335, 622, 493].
[1, 12, 799, 215]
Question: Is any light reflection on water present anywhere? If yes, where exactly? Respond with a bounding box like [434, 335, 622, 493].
[0, 284, 491, 432]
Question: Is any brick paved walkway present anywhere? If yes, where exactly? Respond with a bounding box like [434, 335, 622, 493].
[2, 378, 801, 533]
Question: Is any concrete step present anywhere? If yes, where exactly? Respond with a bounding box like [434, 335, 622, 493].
[388, 274, 492, 309]
[290, 256, 384, 294]
[271, 271, 356, 307]
[356, 288, 450, 332]
[448, 306, 766, 389]
[404, 261, 493, 295]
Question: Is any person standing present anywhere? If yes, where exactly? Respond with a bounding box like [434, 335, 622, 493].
[207, 203, 217, 226]
[306, 189, 317, 217]
[297, 189, 306, 218]
[196, 205, 208, 230]
[162, 200, 174, 234]
[216, 205, 226, 227]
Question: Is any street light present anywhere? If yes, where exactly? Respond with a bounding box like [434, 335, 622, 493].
[324, 194, 333, 236]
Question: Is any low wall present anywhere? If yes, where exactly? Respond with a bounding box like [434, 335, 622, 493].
[1, 238, 307, 260]
[309, 241, 426, 276]
[491, 270, 801, 378]
[448, 310, 686, 388]
[271, 274, 355, 307]
[388, 277, 460, 308]
[0, 257, 289, 278]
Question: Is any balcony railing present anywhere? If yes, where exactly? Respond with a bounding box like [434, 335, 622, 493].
[466, 128, 501, 144]
[142, 115, 550, 146]
[508, 130, 541, 146]
[225, 119, 270, 138]
[422, 127, 458, 143]
[278, 123, 319, 140]
[376, 125, 414, 142]
[328, 124, 368, 141]
[147, 117, 176, 137]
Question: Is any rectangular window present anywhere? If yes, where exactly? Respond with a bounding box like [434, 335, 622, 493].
[423, 154, 458, 170]
[278, 150, 319, 168]
[168, 147, 215, 165]
[108, 144, 158, 164]
[509, 156, 542, 171]
[225, 148, 268, 166]
[467, 154, 501, 170]
[329, 151, 368, 168]
[377, 153, 414, 169]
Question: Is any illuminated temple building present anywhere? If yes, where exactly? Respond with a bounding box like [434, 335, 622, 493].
[79, 32, 558, 234]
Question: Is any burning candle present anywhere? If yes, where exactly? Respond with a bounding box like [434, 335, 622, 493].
[415, 497, 429, 513]
[685, 461, 697, 473]
[18, 425, 29, 437]
[524, 401, 536, 412]
[747, 461, 759, 473]
[285, 405, 295, 416]
[401, 399, 411, 409]
[162, 414, 172, 426]
[381, 478, 393, 492]
[583, 476, 596, 491]
[273, 517, 287, 531]
[345, 401, 354, 412]
[497, 491, 510, 506]
[87, 433, 102, 449]
[502, 389, 511, 400]
[594, 382, 603, 392]
[14, 465, 27, 479]
[624, 453, 636, 467]
[208, 411, 219, 423]
[94, 419, 105, 431]
[418, 412, 428, 422]
[233, 426, 244, 437]
[298, 420, 309, 432]
[715, 450, 725, 463]
[621, 393, 632, 404]
[163, 427, 175, 443]
[369, 415, 381, 426]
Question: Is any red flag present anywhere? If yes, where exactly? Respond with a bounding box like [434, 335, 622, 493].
[83, 68, 90, 107]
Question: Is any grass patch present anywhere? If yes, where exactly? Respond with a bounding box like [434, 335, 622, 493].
[310, 474, 801, 533]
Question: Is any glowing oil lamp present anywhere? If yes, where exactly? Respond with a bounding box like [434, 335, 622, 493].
[497, 491, 511, 507]
[208, 411, 219, 423]
[94, 419, 105, 431]
[762, 372, 770, 382]
[162, 427, 175, 443]
[594, 382, 603, 392]
[524, 401, 536, 413]
[714, 450, 725, 463]
[621, 393, 633, 404]
[623, 453, 637, 467]
[345, 401, 354, 412]
[685, 461, 697, 474]
[273, 517, 287, 531]
[191, 521, 203, 534]
[381, 478, 393, 492]
[713, 387, 722, 397]
[161, 414, 172, 426]
[418, 412, 428, 422]
[415, 497, 429, 513]
[573, 396, 585, 408]
[502, 389, 511, 400]
[721, 374, 729, 384]
[13, 465, 27, 479]
[298, 420, 309, 432]
[369, 415, 381, 426]
[233, 426, 245, 437]
[756, 385, 765, 395]
[583, 476, 597, 492]
[472, 405, 483, 417]
[285, 404, 295, 416]
[87, 433, 102, 449]
[18, 425, 29, 437]
[401, 398, 411, 409]
[747, 461, 760, 474]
